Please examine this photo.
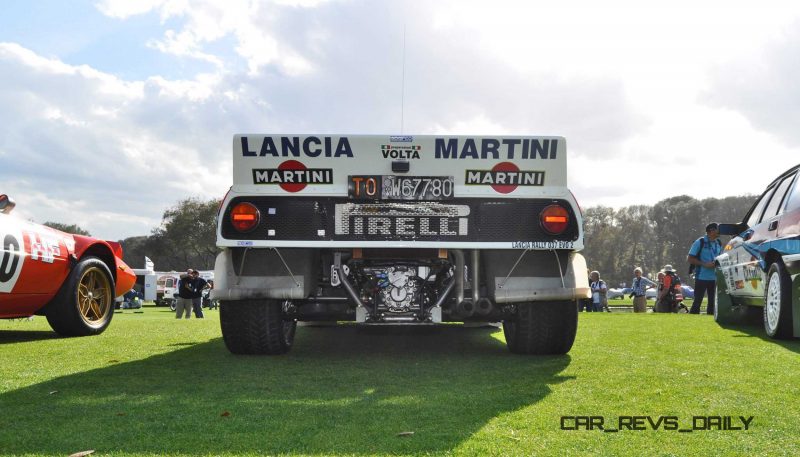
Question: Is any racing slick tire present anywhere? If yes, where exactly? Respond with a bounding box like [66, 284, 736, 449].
[220, 299, 297, 355]
[46, 257, 115, 337]
[764, 262, 794, 339]
[502, 300, 578, 355]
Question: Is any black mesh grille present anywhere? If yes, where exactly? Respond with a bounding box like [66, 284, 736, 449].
[221, 197, 579, 242]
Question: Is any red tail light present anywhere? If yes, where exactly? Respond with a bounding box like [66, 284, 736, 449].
[540, 205, 569, 235]
[230, 202, 260, 232]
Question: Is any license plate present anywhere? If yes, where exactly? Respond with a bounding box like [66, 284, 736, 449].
[348, 176, 454, 200]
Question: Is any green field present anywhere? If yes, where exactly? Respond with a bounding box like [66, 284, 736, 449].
[0, 305, 797, 456]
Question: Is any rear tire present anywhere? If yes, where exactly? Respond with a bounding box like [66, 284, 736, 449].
[46, 257, 115, 337]
[503, 301, 578, 355]
[714, 270, 738, 324]
[764, 262, 793, 339]
[220, 299, 297, 354]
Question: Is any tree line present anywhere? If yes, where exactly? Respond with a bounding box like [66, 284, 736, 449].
[49, 194, 756, 284]
[582, 195, 756, 287]
[119, 198, 221, 271]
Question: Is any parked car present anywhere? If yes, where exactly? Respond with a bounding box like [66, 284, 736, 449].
[681, 285, 694, 300]
[155, 272, 181, 309]
[0, 194, 135, 336]
[607, 288, 625, 299]
[715, 164, 800, 338]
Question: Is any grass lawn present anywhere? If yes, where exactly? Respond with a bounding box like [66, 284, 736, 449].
[605, 297, 707, 310]
[0, 304, 798, 456]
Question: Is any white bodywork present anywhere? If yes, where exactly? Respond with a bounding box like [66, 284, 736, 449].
[217, 134, 583, 250]
[213, 134, 589, 324]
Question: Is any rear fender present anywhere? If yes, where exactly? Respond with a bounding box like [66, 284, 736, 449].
[72, 236, 134, 297]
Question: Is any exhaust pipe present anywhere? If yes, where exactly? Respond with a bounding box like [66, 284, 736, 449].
[455, 299, 475, 317]
[471, 249, 480, 304]
[475, 297, 493, 316]
[449, 250, 465, 304]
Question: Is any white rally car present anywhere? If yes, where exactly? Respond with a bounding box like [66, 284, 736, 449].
[212, 135, 589, 355]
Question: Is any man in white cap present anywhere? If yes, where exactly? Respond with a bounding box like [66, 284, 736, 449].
[657, 265, 681, 312]
[630, 267, 656, 313]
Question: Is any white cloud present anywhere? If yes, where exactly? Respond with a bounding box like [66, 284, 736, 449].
[0, 42, 232, 239]
[94, 0, 168, 19]
[4, 0, 800, 240]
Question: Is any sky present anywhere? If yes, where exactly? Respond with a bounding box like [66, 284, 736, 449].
[2, 0, 800, 242]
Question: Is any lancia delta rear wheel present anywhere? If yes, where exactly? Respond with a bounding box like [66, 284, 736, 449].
[764, 263, 793, 339]
[220, 299, 297, 354]
[714, 270, 738, 324]
[503, 300, 578, 355]
[46, 257, 115, 336]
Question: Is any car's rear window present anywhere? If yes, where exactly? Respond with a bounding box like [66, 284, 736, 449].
[746, 187, 776, 227]
[762, 174, 796, 221]
[784, 173, 800, 212]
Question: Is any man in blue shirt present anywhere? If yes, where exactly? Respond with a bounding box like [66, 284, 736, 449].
[686, 222, 723, 315]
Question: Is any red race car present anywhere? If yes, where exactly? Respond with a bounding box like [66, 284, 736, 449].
[0, 194, 135, 336]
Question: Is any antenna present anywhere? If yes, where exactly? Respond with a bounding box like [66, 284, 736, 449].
[401, 24, 406, 134]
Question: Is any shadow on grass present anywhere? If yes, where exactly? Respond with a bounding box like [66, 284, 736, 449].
[0, 329, 58, 344]
[0, 325, 572, 456]
[717, 311, 800, 355]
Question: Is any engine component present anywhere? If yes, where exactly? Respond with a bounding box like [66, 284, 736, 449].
[367, 266, 420, 313]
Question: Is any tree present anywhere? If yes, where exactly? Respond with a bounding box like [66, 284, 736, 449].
[119, 236, 150, 270]
[147, 198, 221, 271]
[615, 205, 656, 281]
[582, 194, 757, 286]
[582, 206, 619, 283]
[43, 222, 91, 236]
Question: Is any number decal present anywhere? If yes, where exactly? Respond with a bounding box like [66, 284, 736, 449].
[0, 231, 23, 293]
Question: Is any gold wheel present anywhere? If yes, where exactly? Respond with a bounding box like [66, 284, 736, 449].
[76, 266, 113, 326]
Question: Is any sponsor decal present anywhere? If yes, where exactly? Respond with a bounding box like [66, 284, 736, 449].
[337, 216, 467, 237]
[743, 265, 761, 289]
[380, 144, 422, 159]
[335, 204, 470, 237]
[27, 232, 60, 264]
[465, 162, 545, 194]
[390, 135, 413, 142]
[253, 160, 333, 192]
[512, 240, 574, 249]
[241, 136, 353, 158]
[435, 137, 558, 159]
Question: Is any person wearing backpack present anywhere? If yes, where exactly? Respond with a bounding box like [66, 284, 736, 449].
[656, 265, 682, 313]
[589, 270, 609, 312]
[686, 222, 722, 315]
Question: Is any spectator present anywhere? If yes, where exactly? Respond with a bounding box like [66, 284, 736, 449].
[656, 265, 681, 313]
[580, 269, 594, 312]
[175, 270, 194, 319]
[190, 270, 208, 319]
[687, 222, 723, 314]
[206, 280, 217, 310]
[630, 267, 656, 313]
[589, 271, 609, 312]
